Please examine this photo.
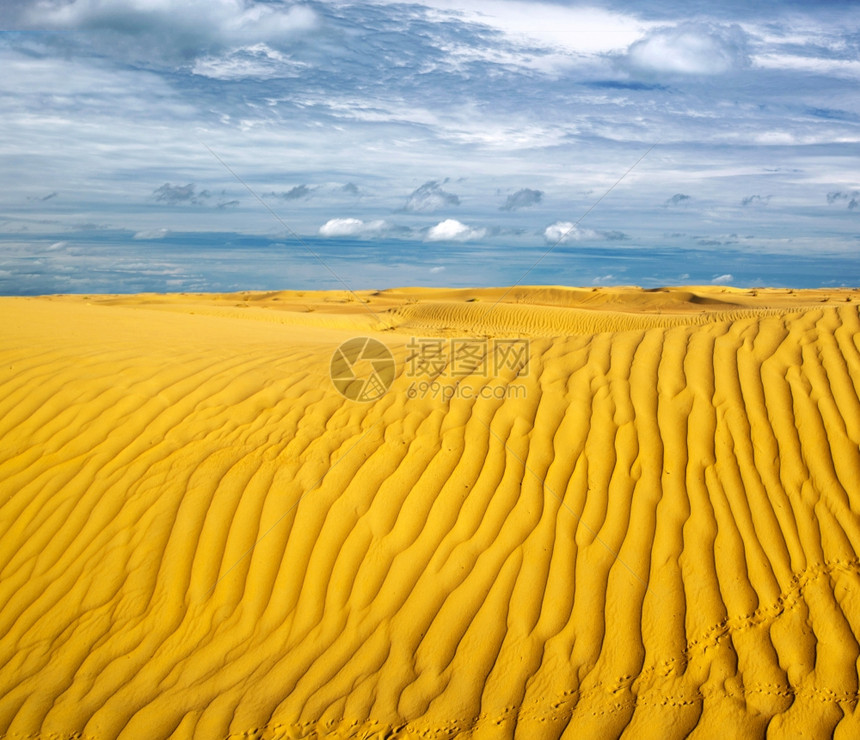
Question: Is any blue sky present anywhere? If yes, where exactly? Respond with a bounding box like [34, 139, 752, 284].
[1, 0, 858, 293]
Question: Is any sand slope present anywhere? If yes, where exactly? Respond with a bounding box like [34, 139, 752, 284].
[1, 286, 859, 739]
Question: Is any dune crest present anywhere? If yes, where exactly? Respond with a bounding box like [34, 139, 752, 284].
[1, 287, 859, 739]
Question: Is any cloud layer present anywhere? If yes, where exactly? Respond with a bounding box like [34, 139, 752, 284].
[28, 0, 317, 63]
[1, 0, 859, 291]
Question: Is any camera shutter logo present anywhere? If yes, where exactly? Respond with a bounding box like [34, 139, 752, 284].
[330, 337, 396, 402]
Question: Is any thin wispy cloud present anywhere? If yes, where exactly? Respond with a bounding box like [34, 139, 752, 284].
[133, 228, 169, 240]
[26, 192, 59, 202]
[501, 188, 543, 211]
[402, 181, 460, 213]
[827, 191, 859, 210]
[193, 44, 307, 80]
[267, 185, 314, 201]
[741, 195, 771, 207]
[153, 183, 206, 205]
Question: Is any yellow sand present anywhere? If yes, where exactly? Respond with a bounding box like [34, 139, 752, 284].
[1, 286, 859, 739]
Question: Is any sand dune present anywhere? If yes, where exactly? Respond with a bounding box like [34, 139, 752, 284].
[1, 286, 859, 739]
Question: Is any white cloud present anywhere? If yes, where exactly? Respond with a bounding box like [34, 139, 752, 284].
[543, 222, 598, 244]
[429, 265, 446, 273]
[319, 218, 388, 237]
[711, 274, 734, 285]
[426, 219, 486, 242]
[625, 23, 749, 75]
[380, 1, 648, 55]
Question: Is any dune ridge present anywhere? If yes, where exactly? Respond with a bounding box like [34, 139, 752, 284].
[388, 299, 793, 337]
[1, 287, 859, 739]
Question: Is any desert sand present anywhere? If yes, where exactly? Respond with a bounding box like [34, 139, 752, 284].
[1, 285, 859, 738]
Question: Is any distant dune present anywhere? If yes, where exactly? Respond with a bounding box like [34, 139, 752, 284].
[1, 286, 859, 739]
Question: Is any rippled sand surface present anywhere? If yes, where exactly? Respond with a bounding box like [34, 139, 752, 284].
[1, 286, 859, 738]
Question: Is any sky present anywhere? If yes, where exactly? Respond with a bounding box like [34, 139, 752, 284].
[1, 0, 859, 294]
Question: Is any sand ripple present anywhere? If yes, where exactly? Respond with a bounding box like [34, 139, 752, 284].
[1, 288, 859, 738]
